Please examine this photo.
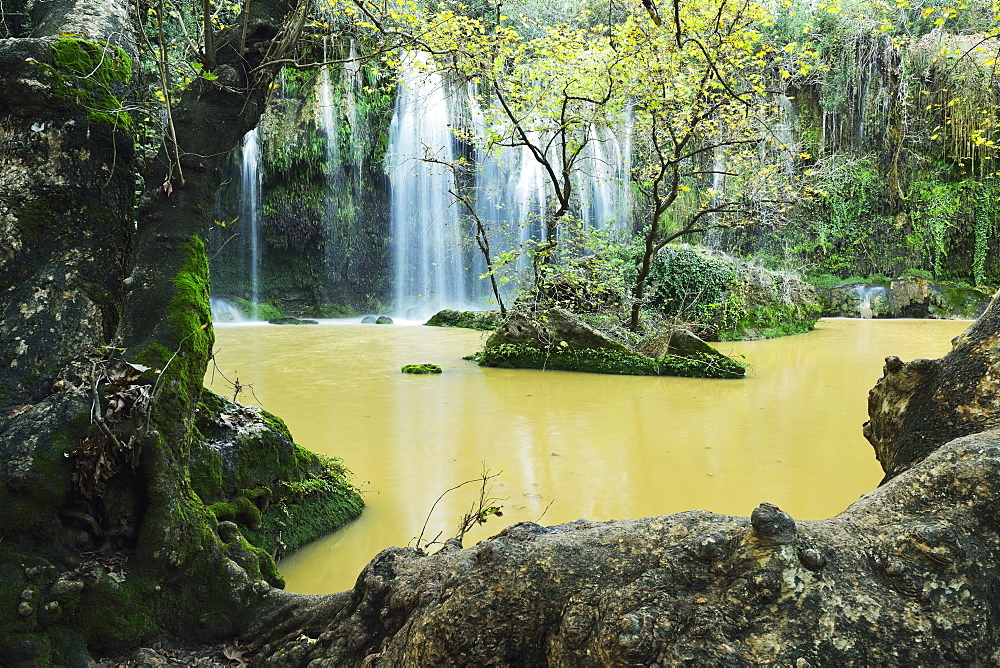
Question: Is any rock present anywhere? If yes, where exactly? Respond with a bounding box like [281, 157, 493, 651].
[267, 317, 318, 325]
[130, 647, 169, 665]
[375, 316, 393, 324]
[425, 309, 501, 331]
[361, 315, 377, 323]
[479, 307, 745, 378]
[864, 289, 1000, 481]
[816, 277, 995, 320]
[48, 577, 83, 601]
[749, 502, 796, 545]
[400, 363, 442, 374]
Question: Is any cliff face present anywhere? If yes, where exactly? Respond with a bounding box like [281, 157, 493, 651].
[714, 25, 1000, 285]
[208, 55, 396, 316]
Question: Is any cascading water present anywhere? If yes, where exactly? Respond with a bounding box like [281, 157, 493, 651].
[386, 53, 469, 317]
[575, 123, 632, 231]
[344, 40, 362, 158]
[210, 297, 244, 323]
[241, 128, 261, 319]
[317, 56, 347, 295]
[467, 87, 631, 289]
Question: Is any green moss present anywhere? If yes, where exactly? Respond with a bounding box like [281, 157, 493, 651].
[479, 342, 744, 379]
[48, 38, 133, 130]
[76, 575, 159, 653]
[188, 438, 224, 503]
[401, 363, 443, 374]
[425, 309, 501, 330]
[718, 285, 821, 341]
[241, 463, 364, 555]
[217, 297, 285, 321]
[208, 496, 263, 530]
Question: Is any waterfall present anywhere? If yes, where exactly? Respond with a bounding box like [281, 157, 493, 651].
[386, 52, 469, 317]
[210, 297, 244, 323]
[317, 61, 346, 296]
[576, 123, 632, 231]
[344, 39, 362, 158]
[468, 90, 630, 280]
[241, 128, 261, 319]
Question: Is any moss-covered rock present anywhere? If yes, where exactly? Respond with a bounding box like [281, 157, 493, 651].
[192, 389, 363, 556]
[644, 246, 821, 341]
[425, 309, 501, 331]
[401, 363, 443, 374]
[479, 307, 744, 379]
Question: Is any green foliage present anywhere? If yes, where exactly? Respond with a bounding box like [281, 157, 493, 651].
[48, 38, 133, 130]
[646, 246, 734, 323]
[222, 297, 284, 321]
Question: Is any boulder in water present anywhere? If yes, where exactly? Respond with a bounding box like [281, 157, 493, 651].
[479, 307, 744, 378]
[425, 309, 500, 330]
[376, 316, 394, 325]
[401, 363, 442, 374]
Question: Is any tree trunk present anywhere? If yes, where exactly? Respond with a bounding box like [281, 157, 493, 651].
[0, 0, 362, 664]
[864, 289, 1000, 482]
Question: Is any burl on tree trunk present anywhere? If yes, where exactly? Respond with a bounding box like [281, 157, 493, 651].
[245, 291, 1000, 666]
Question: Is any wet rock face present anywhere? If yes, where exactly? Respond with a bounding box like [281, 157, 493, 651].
[0, 37, 135, 414]
[250, 432, 1000, 665]
[818, 278, 995, 320]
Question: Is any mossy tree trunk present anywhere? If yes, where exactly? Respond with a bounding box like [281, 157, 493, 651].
[0, 0, 330, 662]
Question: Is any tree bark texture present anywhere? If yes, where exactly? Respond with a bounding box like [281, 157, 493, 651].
[865, 289, 1000, 482]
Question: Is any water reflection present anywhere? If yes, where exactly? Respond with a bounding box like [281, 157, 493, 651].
[206, 317, 970, 593]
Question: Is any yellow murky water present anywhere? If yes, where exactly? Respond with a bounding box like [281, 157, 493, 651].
[206, 317, 970, 594]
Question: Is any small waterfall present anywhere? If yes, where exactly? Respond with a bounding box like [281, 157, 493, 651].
[468, 99, 630, 267]
[210, 297, 244, 323]
[386, 52, 468, 317]
[852, 284, 891, 319]
[576, 123, 631, 231]
[344, 39, 362, 157]
[241, 128, 261, 319]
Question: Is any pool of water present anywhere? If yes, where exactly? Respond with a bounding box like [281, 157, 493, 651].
[206, 317, 970, 593]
